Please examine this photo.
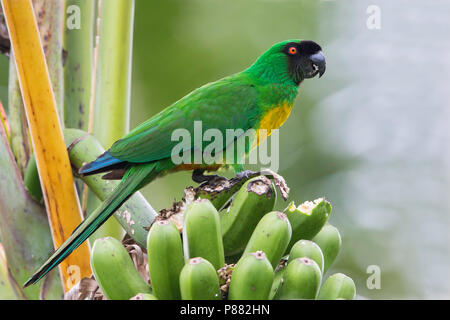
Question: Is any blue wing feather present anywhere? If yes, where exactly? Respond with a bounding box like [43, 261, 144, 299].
[78, 151, 124, 176]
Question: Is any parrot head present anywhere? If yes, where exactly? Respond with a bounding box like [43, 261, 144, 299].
[249, 39, 326, 85]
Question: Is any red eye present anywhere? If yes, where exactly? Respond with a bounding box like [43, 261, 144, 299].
[288, 47, 297, 55]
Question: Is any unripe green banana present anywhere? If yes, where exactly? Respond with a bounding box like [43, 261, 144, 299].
[183, 199, 225, 270]
[317, 273, 356, 300]
[147, 219, 185, 300]
[221, 176, 276, 257]
[269, 266, 285, 300]
[275, 257, 322, 300]
[130, 293, 158, 300]
[23, 154, 43, 202]
[288, 240, 324, 274]
[243, 211, 292, 269]
[91, 237, 151, 300]
[228, 251, 274, 300]
[312, 224, 342, 273]
[284, 198, 332, 253]
[179, 258, 221, 300]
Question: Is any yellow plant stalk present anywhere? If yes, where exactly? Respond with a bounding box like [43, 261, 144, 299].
[1, 0, 91, 291]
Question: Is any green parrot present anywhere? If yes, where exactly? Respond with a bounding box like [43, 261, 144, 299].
[24, 39, 325, 287]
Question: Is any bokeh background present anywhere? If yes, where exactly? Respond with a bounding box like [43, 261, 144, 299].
[0, 0, 448, 299]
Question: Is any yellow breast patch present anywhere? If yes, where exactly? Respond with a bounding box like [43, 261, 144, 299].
[254, 102, 293, 147]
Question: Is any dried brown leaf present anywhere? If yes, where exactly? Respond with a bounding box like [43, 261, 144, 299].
[217, 264, 235, 300]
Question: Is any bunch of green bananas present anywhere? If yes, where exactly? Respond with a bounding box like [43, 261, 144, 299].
[90, 176, 355, 300]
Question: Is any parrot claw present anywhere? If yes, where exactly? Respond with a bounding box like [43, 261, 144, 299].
[235, 170, 257, 180]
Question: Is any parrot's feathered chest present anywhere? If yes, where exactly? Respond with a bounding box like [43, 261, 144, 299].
[253, 83, 297, 147]
[254, 102, 292, 146]
[258, 101, 293, 134]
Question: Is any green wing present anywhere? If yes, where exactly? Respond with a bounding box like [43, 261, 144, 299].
[109, 73, 261, 163]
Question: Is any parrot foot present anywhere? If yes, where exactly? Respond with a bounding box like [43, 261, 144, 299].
[235, 170, 258, 180]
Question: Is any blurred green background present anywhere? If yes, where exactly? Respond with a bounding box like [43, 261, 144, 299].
[0, 0, 448, 299]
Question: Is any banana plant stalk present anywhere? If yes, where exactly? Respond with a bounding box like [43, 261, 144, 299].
[32, 0, 64, 120]
[1, 0, 91, 291]
[7, 56, 31, 175]
[62, 0, 102, 243]
[6, 0, 65, 176]
[63, 0, 95, 130]
[85, 0, 136, 243]
[0, 123, 63, 299]
[92, 0, 134, 143]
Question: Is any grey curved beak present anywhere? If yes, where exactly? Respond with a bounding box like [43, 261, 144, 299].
[310, 51, 326, 78]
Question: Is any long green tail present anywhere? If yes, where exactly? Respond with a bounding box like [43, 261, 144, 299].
[23, 163, 157, 288]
